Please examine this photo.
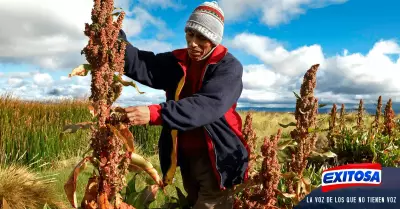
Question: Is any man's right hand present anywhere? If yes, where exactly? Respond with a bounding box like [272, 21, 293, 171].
[124, 106, 151, 125]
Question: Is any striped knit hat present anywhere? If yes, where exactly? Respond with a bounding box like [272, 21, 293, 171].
[185, 1, 224, 45]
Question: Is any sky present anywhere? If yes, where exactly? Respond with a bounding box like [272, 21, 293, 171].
[0, 0, 399, 110]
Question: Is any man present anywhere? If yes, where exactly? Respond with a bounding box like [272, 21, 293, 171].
[120, 1, 249, 208]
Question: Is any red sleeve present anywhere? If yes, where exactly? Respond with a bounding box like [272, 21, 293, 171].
[148, 104, 162, 125]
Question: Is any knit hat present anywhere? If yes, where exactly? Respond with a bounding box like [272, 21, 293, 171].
[185, 1, 224, 45]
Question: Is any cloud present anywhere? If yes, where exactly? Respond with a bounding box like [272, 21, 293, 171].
[242, 64, 292, 90]
[239, 64, 298, 105]
[217, 0, 347, 27]
[114, 89, 166, 107]
[122, 7, 173, 38]
[115, 0, 131, 12]
[0, 73, 91, 102]
[7, 77, 25, 88]
[229, 33, 325, 77]
[33, 73, 53, 87]
[0, 69, 168, 107]
[0, 0, 92, 69]
[130, 39, 174, 53]
[2, 71, 36, 79]
[319, 40, 400, 96]
[0, 0, 172, 70]
[230, 32, 400, 105]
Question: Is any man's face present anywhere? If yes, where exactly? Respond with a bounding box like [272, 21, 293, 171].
[185, 29, 214, 61]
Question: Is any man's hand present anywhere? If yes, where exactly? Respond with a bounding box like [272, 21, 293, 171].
[124, 106, 150, 125]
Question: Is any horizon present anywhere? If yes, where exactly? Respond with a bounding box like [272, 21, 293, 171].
[1, 0, 399, 108]
[2, 92, 398, 115]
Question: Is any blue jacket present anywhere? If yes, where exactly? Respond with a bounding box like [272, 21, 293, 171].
[119, 30, 249, 189]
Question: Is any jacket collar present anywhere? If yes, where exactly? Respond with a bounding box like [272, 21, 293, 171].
[172, 44, 228, 65]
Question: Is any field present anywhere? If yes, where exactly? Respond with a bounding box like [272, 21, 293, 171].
[1, 90, 400, 208]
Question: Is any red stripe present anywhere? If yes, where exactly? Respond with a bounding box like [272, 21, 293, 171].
[196, 5, 224, 22]
[323, 163, 381, 172]
[223, 105, 250, 182]
[205, 130, 225, 190]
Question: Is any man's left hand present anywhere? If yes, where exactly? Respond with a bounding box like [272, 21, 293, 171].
[124, 106, 150, 125]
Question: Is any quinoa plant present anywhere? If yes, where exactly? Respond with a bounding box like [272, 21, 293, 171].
[357, 99, 364, 130]
[276, 64, 321, 207]
[233, 129, 282, 209]
[233, 112, 259, 209]
[327, 103, 337, 148]
[259, 129, 282, 208]
[233, 64, 336, 209]
[339, 104, 346, 131]
[242, 112, 258, 178]
[373, 96, 382, 130]
[383, 98, 395, 137]
[62, 0, 163, 208]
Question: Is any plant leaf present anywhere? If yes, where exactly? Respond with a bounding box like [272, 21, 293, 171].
[108, 124, 135, 152]
[64, 157, 92, 208]
[310, 151, 337, 159]
[302, 176, 311, 185]
[301, 176, 312, 194]
[98, 192, 112, 209]
[130, 153, 163, 187]
[293, 91, 301, 100]
[81, 174, 99, 209]
[176, 186, 189, 208]
[112, 12, 121, 16]
[277, 191, 296, 199]
[318, 103, 328, 108]
[278, 138, 297, 150]
[118, 202, 136, 209]
[296, 180, 302, 196]
[281, 172, 297, 180]
[42, 203, 52, 209]
[69, 64, 92, 77]
[128, 164, 143, 173]
[133, 185, 159, 209]
[125, 187, 140, 206]
[88, 105, 97, 117]
[62, 122, 93, 134]
[2, 198, 10, 209]
[114, 74, 145, 94]
[278, 151, 289, 163]
[126, 173, 139, 197]
[81, 147, 93, 158]
[278, 122, 296, 128]
[308, 127, 328, 133]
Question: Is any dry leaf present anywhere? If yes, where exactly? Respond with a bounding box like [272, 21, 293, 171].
[118, 202, 135, 209]
[69, 64, 92, 77]
[98, 193, 113, 209]
[113, 74, 145, 94]
[64, 157, 92, 208]
[109, 124, 135, 152]
[81, 174, 99, 209]
[138, 185, 159, 207]
[88, 105, 97, 117]
[130, 153, 163, 187]
[62, 122, 94, 134]
[2, 198, 10, 209]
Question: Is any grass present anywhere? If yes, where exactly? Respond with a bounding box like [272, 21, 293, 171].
[0, 94, 91, 166]
[1, 95, 399, 208]
[40, 151, 187, 208]
[0, 164, 66, 209]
